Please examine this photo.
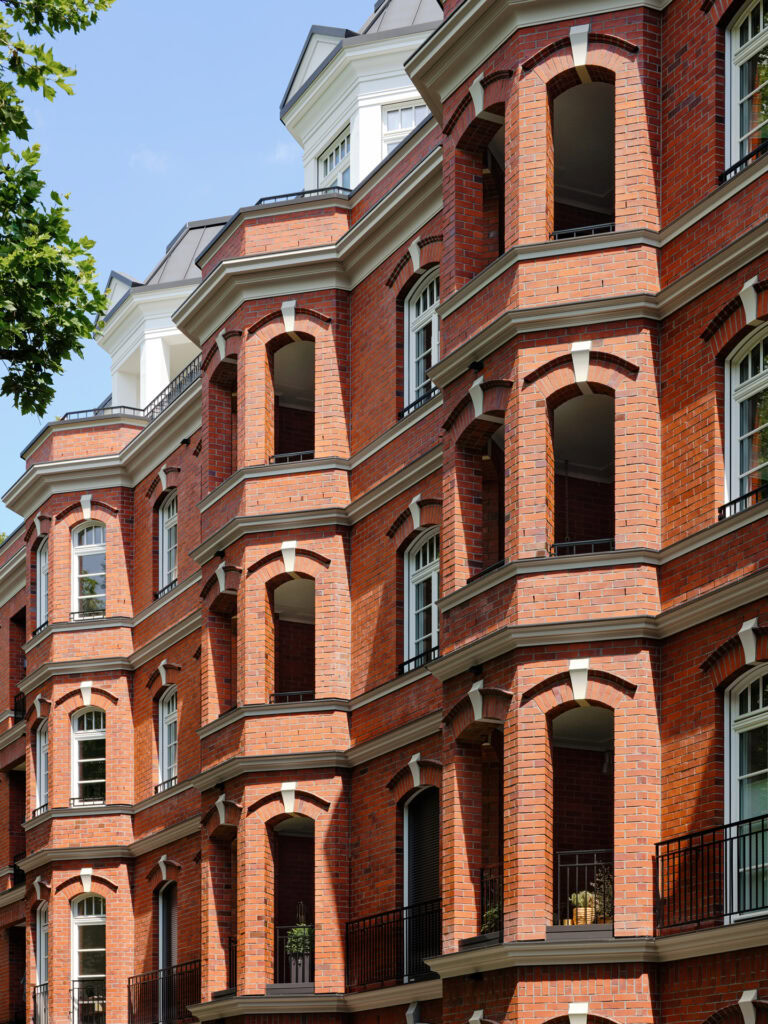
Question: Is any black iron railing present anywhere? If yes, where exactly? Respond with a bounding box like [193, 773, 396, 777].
[155, 580, 178, 601]
[550, 537, 615, 557]
[256, 186, 351, 207]
[62, 404, 143, 422]
[70, 609, 106, 622]
[345, 899, 441, 989]
[554, 849, 614, 926]
[228, 937, 237, 992]
[31, 620, 49, 637]
[154, 776, 177, 795]
[269, 450, 315, 465]
[71, 979, 106, 1024]
[33, 983, 48, 1024]
[70, 797, 105, 808]
[656, 814, 768, 930]
[718, 483, 768, 521]
[480, 863, 503, 937]
[128, 959, 201, 1024]
[720, 138, 768, 184]
[551, 222, 615, 241]
[398, 387, 439, 421]
[398, 645, 439, 677]
[143, 357, 202, 423]
[31, 803, 48, 818]
[468, 559, 506, 583]
[275, 924, 314, 985]
[12, 692, 25, 722]
[269, 690, 315, 704]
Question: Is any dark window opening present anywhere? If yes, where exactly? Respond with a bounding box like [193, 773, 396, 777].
[272, 339, 315, 462]
[272, 578, 315, 703]
[272, 816, 315, 987]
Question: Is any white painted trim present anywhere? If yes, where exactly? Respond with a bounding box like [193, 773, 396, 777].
[409, 494, 422, 532]
[79, 494, 92, 519]
[738, 618, 759, 664]
[469, 376, 485, 418]
[739, 990, 759, 1024]
[568, 1004, 589, 1024]
[569, 24, 590, 67]
[468, 75, 484, 115]
[281, 781, 297, 814]
[409, 239, 422, 273]
[80, 867, 93, 893]
[569, 658, 590, 704]
[740, 275, 760, 323]
[282, 299, 297, 333]
[282, 540, 297, 574]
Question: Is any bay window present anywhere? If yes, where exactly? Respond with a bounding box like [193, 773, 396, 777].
[71, 709, 106, 806]
[158, 491, 178, 595]
[318, 127, 351, 189]
[727, 329, 768, 511]
[403, 270, 439, 416]
[36, 720, 49, 812]
[158, 686, 178, 791]
[728, 0, 768, 167]
[71, 523, 106, 619]
[404, 529, 440, 671]
[36, 538, 48, 628]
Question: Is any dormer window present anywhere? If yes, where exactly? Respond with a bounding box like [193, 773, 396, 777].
[382, 102, 428, 155]
[318, 128, 351, 189]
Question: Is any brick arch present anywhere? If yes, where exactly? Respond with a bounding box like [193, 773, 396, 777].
[387, 497, 442, 552]
[246, 547, 331, 586]
[532, 48, 621, 92]
[701, 617, 768, 689]
[201, 562, 242, 616]
[54, 687, 118, 711]
[442, 379, 513, 449]
[445, 69, 513, 143]
[387, 756, 442, 803]
[146, 856, 182, 888]
[704, 0, 754, 25]
[521, 32, 638, 74]
[247, 789, 331, 824]
[55, 875, 118, 897]
[55, 500, 118, 524]
[701, 1005, 768, 1024]
[543, 1015, 626, 1024]
[520, 668, 636, 715]
[523, 350, 638, 400]
[443, 683, 513, 742]
[246, 306, 331, 339]
[701, 280, 768, 361]
[389, 246, 442, 300]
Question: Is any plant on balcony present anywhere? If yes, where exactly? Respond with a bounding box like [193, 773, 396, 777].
[590, 865, 614, 922]
[285, 922, 313, 956]
[569, 889, 595, 925]
[480, 901, 501, 934]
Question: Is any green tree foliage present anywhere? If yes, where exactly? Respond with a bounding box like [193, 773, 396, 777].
[0, 0, 114, 415]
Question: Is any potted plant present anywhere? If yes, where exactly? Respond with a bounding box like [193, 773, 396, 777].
[285, 920, 313, 983]
[570, 889, 595, 926]
[480, 901, 501, 934]
[591, 865, 614, 923]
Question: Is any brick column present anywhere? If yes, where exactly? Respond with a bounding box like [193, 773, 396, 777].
[441, 737, 483, 951]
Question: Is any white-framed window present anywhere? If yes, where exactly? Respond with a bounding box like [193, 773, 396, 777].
[318, 127, 351, 189]
[36, 538, 48, 628]
[158, 686, 178, 788]
[71, 522, 106, 619]
[404, 270, 440, 412]
[71, 894, 106, 1021]
[36, 720, 49, 811]
[71, 708, 106, 806]
[728, 0, 768, 165]
[382, 101, 428, 155]
[725, 671, 768, 915]
[404, 529, 440, 666]
[36, 901, 49, 986]
[726, 327, 768, 507]
[158, 882, 178, 971]
[158, 491, 178, 593]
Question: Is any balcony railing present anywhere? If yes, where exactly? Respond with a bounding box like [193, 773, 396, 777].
[550, 537, 615, 557]
[31, 620, 49, 637]
[718, 483, 768, 521]
[61, 404, 143, 422]
[143, 357, 202, 423]
[398, 645, 439, 677]
[70, 797, 106, 808]
[656, 813, 768, 930]
[71, 979, 106, 1024]
[12, 692, 25, 722]
[551, 221, 615, 241]
[256, 186, 352, 207]
[275, 924, 314, 986]
[128, 960, 201, 1024]
[269, 449, 315, 465]
[720, 138, 768, 184]
[154, 776, 177, 795]
[398, 386, 439, 421]
[155, 580, 178, 601]
[554, 849, 614, 926]
[480, 863, 503, 938]
[228, 937, 237, 992]
[70, 609, 106, 622]
[269, 690, 315, 704]
[345, 899, 441, 990]
[33, 983, 48, 1024]
[31, 803, 48, 818]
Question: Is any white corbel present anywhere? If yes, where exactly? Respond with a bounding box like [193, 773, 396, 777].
[738, 618, 759, 665]
[569, 25, 591, 82]
[34, 695, 42, 719]
[739, 991, 758, 1024]
[409, 494, 422, 532]
[215, 792, 227, 824]
[158, 466, 168, 491]
[281, 540, 297, 574]
[469, 74, 485, 116]
[80, 494, 92, 519]
[281, 781, 297, 814]
[406, 1004, 420, 1024]
[281, 300, 297, 334]
[571, 340, 592, 392]
[80, 681, 93, 707]
[409, 239, 422, 273]
[157, 854, 168, 882]
[469, 376, 485, 418]
[468, 680, 484, 720]
[34, 516, 42, 537]
[408, 753, 422, 788]
[739, 276, 759, 325]
[468, 1011, 484, 1024]
[569, 658, 590, 705]
[33, 876, 49, 901]
[569, 1003, 589, 1024]
[80, 867, 93, 894]
[158, 660, 168, 688]
[216, 330, 227, 361]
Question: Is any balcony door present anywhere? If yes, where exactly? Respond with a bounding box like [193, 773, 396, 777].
[71, 895, 106, 1024]
[403, 786, 440, 980]
[729, 673, 768, 917]
[158, 882, 178, 1022]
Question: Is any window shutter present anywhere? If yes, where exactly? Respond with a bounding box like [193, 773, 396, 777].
[407, 787, 440, 906]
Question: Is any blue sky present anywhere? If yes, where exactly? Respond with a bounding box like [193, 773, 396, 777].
[0, 0, 367, 534]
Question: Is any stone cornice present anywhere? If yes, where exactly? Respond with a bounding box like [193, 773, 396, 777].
[197, 699, 350, 740]
[22, 804, 134, 830]
[0, 721, 26, 754]
[0, 548, 25, 609]
[0, 885, 24, 910]
[23, 616, 133, 654]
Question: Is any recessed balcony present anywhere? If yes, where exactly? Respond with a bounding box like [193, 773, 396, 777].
[71, 979, 106, 1024]
[345, 899, 441, 990]
[127, 960, 201, 1024]
[32, 982, 48, 1024]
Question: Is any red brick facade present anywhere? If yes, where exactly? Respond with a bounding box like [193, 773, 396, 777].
[0, 1, 767, 1023]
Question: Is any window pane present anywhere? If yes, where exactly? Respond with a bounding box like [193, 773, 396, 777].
[342, 166, 350, 188]
[79, 924, 106, 948]
[80, 781, 106, 801]
[80, 760, 106, 782]
[402, 106, 415, 130]
[79, 552, 106, 577]
[740, 726, 768, 775]
[740, 772, 768, 818]
[78, 951, 106, 977]
[387, 109, 400, 131]
[80, 739, 105, 759]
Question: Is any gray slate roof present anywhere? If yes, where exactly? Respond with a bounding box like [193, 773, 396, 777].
[144, 217, 229, 285]
[359, 0, 443, 33]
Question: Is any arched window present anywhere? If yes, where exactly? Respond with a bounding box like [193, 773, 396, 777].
[404, 530, 440, 670]
[71, 522, 106, 620]
[71, 895, 106, 1022]
[727, 329, 768, 513]
[728, 0, 768, 168]
[36, 538, 48, 628]
[158, 882, 178, 971]
[158, 687, 178, 791]
[36, 720, 49, 812]
[158, 491, 178, 594]
[36, 901, 49, 985]
[71, 709, 106, 806]
[402, 786, 440, 979]
[403, 271, 439, 416]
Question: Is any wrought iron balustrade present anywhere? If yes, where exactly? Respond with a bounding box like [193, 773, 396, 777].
[70, 609, 106, 622]
[550, 537, 615, 557]
[31, 803, 48, 818]
[12, 692, 25, 722]
[269, 690, 315, 704]
[256, 186, 351, 206]
[62, 404, 143, 422]
[155, 580, 178, 601]
[720, 138, 768, 183]
[345, 899, 441, 990]
[718, 483, 768, 521]
[128, 959, 201, 1024]
[31, 620, 49, 637]
[143, 357, 202, 423]
[70, 797, 106, 808]
[656, 814, 768, 930]
[398, 387, 439, 421]
[275, 924, 314, 985]
[269, 449, 315, 464]
[480, 863, 503, 938]
[398, 645, 439, 677]
[227, 937, 237, 992]
[554, 849, 614, 926]
[33, 983, 48, 1024]
[154, 776, 177, 795]
[71, 979, 106, 1024]
[551, 222, 615, 241]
